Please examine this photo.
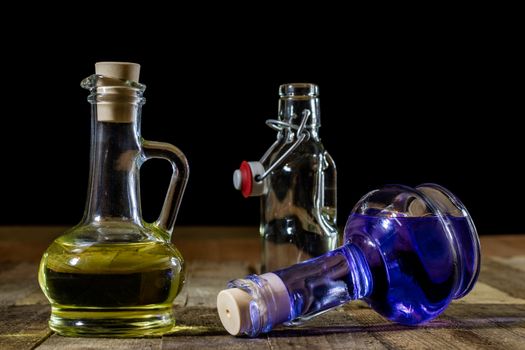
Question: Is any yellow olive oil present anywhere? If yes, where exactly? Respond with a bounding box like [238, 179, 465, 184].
[39, 239, 185, 337]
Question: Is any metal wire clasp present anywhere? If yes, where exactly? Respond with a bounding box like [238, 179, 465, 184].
[256, 109, 312, 181]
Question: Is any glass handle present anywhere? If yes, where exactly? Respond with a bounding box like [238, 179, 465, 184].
[142, 140, 189, 237]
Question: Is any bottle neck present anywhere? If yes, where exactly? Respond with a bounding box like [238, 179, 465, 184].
[82, 107, 143, 225]
[278, 92, 321, 141]
[274, 243, 372, 320]
[226, 243, 372, 336]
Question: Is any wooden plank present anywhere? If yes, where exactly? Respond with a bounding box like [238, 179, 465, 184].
[0, 305, 51, 350]
[161, 335, 268, 350]
[171, 306, 224, 335]
[444, 303, 525, 348]
[165, 306, 269, 349]
[0, 227, 523, 265]
[0, 226, 65, 264]
[176, 237, 260, 265]
[458, 281, 525, 305]
[260, 257, 525, 350]
[478, 259, 525, 299]
[0, 230, 524, 349]
[267, 301, 510, 350]
[0, 226, 262, 264]
[348, 306, 499, 350]
[0, 263, 54, 350]
[267, 334, 386, 350]
[266, 304, 387, 349]
[480, 235, 525, 257]
[334, 258, 525, 350]
[36, 336, 162, 350]
[132, 256, 525, 350]
[448, 270, 525, 345]
[182, 261, 254, 308]
[0, 262, 46, 306]
[492, 255, 525, 273]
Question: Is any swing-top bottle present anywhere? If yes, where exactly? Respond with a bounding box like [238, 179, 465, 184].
[233, 83, 337, 272]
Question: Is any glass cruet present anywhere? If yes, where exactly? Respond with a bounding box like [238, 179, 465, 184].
[38, 62, 189, 337]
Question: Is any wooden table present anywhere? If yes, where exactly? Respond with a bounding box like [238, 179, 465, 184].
[1, 227, 524, 349]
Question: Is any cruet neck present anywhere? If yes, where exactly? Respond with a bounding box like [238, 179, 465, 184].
[81, 62, 146, 124]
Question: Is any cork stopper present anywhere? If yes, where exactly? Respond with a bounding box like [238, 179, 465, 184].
[94, 62, 141, 123]
[95, 62, 140, 82]
[217, 288, 253, 336]
[217, 273, 291, 336]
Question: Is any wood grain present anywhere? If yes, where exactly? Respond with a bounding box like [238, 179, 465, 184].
[1, 226, 523, 263]
[0, 305, 51, 350]
[0, 227, 524, 349]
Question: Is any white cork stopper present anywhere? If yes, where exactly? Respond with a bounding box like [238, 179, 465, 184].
[217, 288, 253, 336]
[216, 273, 291, 336]
[94, 62, 141, 123]
[95, 62, 140, 82]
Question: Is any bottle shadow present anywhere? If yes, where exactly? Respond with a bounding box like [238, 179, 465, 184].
[266, 303, 525, 338]
[169, 303, 525, 338]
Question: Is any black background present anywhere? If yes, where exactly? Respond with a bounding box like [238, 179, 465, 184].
[0, 11, 522, 234]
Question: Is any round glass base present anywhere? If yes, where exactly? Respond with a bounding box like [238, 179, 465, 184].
[49, 306, 174, 337]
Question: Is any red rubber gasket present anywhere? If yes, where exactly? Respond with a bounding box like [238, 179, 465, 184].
[240, 161, 252, 198]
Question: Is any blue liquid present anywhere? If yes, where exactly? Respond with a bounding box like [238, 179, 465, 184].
[274, 244, 371, 323]
[274, 214, 475, 325]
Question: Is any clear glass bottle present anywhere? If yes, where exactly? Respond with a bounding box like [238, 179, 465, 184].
[217, 184, 481, 337]
[233, 83, 337, 272]
[38, 62, 189, 337]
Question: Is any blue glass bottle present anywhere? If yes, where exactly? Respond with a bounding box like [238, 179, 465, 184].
[217, 183, 480, 336]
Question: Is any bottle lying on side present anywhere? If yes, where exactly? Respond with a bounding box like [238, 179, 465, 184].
[217, 183, 480, 337]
